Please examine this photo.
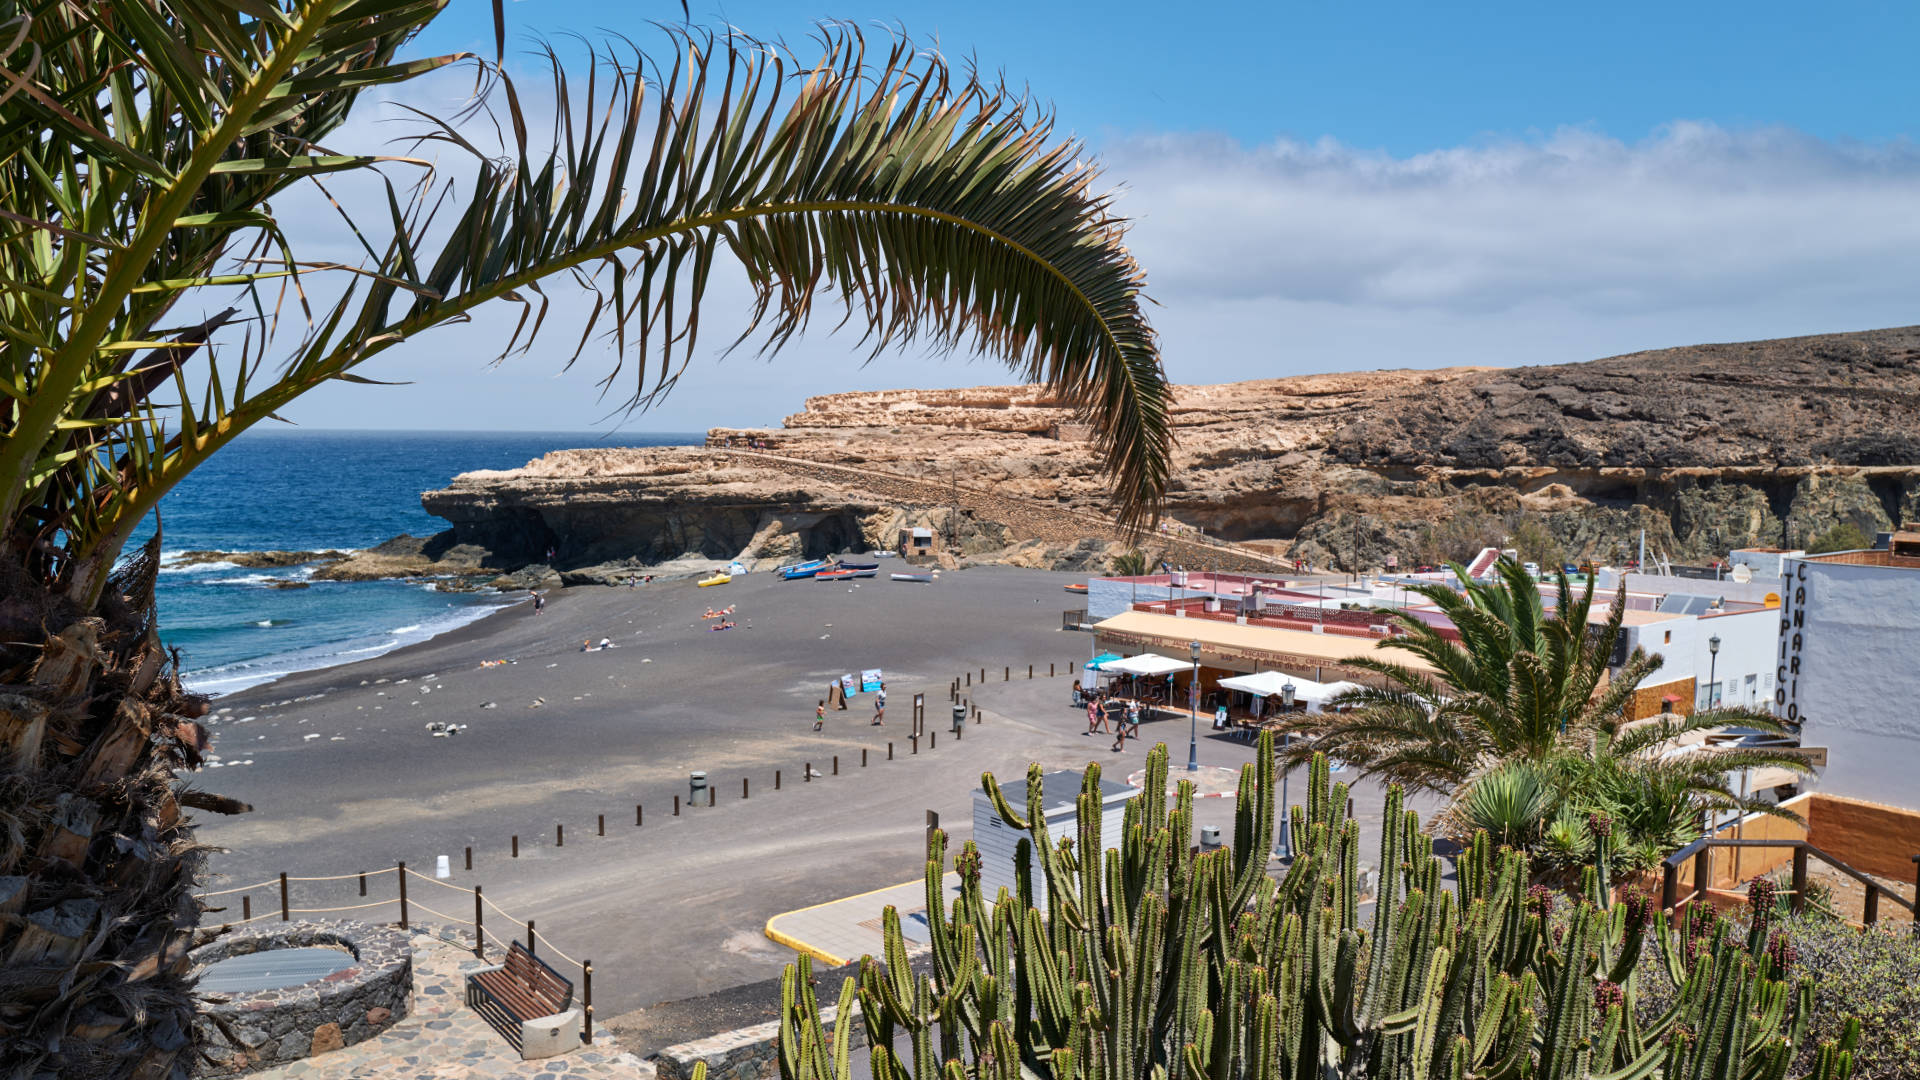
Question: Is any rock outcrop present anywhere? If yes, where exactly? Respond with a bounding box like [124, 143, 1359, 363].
[409, 326, 1920, 580]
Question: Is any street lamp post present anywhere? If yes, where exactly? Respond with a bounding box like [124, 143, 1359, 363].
[1707, 633, 1721, 709]
[1187, 640, 1201, 772]
[1277, 681, 1297, 861]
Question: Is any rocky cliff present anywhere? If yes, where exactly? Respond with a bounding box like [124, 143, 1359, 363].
[392, 326, 1920, 582]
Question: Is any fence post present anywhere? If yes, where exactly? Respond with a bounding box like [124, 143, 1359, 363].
[465, 846, 472, 871]
[280, 873, 289, 921]
[242, 896, 250, 921]
[1691, 847, 1711, 906]
[1791, 846, 1809, 915]
[1661, 862, 1678, 912]
[1865, 884, 1881, 927]
[583, 960, 594, 1044]
[598, 814, 605, 836]
[527, 920, 535, 953]
[397, 861, 408, 930]
[474, 885, 484, 959]
[358, 871, 366, 897]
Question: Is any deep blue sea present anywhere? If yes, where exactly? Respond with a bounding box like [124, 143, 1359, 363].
[142, 430, 698, 696]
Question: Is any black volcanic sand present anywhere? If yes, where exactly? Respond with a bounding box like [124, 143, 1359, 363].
[190, 566, 1430, 1043]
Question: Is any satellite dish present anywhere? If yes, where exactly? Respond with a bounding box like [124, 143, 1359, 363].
[1731, 565, 1753, 584]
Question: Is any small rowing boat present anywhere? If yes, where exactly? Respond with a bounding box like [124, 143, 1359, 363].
[781, 559, 826, 580]
[697, 573, 732, 587]
[1064, 583, 1088, 594]
[817, 568, 856, 581]
[891, 572, 932, 583]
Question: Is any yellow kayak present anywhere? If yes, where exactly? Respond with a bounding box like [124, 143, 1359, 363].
[697, 573, 732, 587]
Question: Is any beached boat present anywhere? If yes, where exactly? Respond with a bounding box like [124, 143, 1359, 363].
[816, 568, 855, 581]
[836, 558, 879, 570]
[698, 573, 732, 587]
[781, 559, 826, 580]
[839, 567, 877, 578]
[1064, 583, 1088, 594]
[891, 572, 932, 583]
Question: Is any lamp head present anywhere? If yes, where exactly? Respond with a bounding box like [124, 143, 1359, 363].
[1708, 634, 1721, 655]
[1189, 640, 1201, 661]
[1282, 681, 1296, 708]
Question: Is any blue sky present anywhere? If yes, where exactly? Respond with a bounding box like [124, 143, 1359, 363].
[275, 1, 1920, 432]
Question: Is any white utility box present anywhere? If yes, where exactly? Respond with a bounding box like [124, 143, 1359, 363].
[972, 770, 1136, 911]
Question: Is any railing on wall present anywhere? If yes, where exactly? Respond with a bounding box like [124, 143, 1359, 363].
[1660, 837, 1920, 931]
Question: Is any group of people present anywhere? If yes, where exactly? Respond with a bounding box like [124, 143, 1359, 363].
[815, 682, 885, 730]
[1076, 684, 1145, 752]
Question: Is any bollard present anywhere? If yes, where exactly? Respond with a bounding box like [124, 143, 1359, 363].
[358, 871, 367, 897]
[1005, 666, 1010, 681]
[862, 748, 868, 767]
[280, 873, 289, 921]
[465, 846, 473, 871]
[242, 896, 250, 921]
[674, 795, 681, 816]
[1051, 663, 1055, 677]
[980, 667, 985, 682]
[708, 786, 715, 808]
[743, 777, 750, 799]
[512, 835, 519, 858]
[955, 723, 962, 742]
[833, 755, 839, 775]
[527, 920, 535, 952]
[474, 885, 484, 958]
[888, 741, 894, 759]
[557, 824, 564, 847]
[398, 861, 408, 929]
[930, 730, 936, 749]
[598, 814, 605, 836]
[911, 735, 918, 754]
[805, 762, 812, 783]
[636, 804, 643, 827]
[966, 671, 971, 686]
[583, 960, 594, 1044]
[776, 770, 782, 790]
[1029, 664, 1033, 679]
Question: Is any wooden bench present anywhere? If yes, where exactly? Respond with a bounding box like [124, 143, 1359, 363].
[465, 943, 578, 1059]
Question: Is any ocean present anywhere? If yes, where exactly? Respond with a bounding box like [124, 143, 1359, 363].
[142, 429, 699, 696]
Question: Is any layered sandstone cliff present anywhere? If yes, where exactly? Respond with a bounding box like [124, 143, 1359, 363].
[390, 326, 1920, 582]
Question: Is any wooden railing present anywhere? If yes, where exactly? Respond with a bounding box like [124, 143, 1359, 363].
[1660, 838, 1920, 930]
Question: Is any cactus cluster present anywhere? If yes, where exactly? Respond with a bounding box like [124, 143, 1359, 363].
[775, 735, 1858, 1080]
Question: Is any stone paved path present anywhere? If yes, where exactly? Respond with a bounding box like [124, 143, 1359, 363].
[255, 927, 650, 1080]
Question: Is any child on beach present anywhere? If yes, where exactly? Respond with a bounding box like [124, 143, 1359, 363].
[813, 701, 826, 731]
[529, 589, 544, 614]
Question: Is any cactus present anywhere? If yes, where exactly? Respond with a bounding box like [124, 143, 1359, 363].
[776, 737, 1853, 1080]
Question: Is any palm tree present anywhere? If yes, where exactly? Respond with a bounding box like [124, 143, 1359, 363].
[0, 5, 1170, 1076]
[1283, 559, 1810, 869]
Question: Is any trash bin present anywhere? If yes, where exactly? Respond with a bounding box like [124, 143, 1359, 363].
[1198, 824, 1221, 848]
[951, 704, 966, 733]
[688, 771, 708, 798]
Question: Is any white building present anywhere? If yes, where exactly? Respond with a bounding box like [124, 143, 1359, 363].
[1778, 531, 1920, 805]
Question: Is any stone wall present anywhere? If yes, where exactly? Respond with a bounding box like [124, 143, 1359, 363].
[655, 1002, 865, 1080]
[193, 920, 411, 1077]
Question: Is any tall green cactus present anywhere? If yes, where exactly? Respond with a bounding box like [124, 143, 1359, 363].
[776, 737, 1855, 1080]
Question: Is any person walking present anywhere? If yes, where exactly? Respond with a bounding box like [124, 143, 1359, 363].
[813, 700, 826, 732]
[1085, 693, 1104, 736]
[872, 683, 887, 726]
[529, 589, 545, 615]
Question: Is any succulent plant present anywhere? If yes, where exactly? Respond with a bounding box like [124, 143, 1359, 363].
[775, 735, 1858, 1080]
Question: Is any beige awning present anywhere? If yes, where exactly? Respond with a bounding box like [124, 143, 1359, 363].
[1092, 610, 1431, 682]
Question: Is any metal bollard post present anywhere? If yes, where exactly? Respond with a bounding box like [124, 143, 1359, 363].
[805, 762, 812, 782]
[743, 777, 750, 799]
[280, 873, 289, 921]
[888, 742, 894, 759]
[598, 814, 605, 836]
[930, 730, 936, 749]
[636, 804, 643, 827]
[862, 748, 868, 767]
[583, 960, 594, 1044]
[1004, 666, 1009, 681]
[673, 795, 680, 816]
[512, 835, 519, 858]
[1028, 665, 1033, 679]
[776, 770, 782, 790]
[465, 846, 473, 871]
[708, 786, 715, 808]
[474, 885, 484, 958]
[526, 920, 535, 952]
[557, 824, 564, 847]
[965, 672, 970, 686]
[833, 755, 838, 775]
[397, 861, 408, 929]
[1051, 663, 1055, 677]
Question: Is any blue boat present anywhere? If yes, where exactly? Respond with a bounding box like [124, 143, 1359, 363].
[781, 559, 827, 580]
